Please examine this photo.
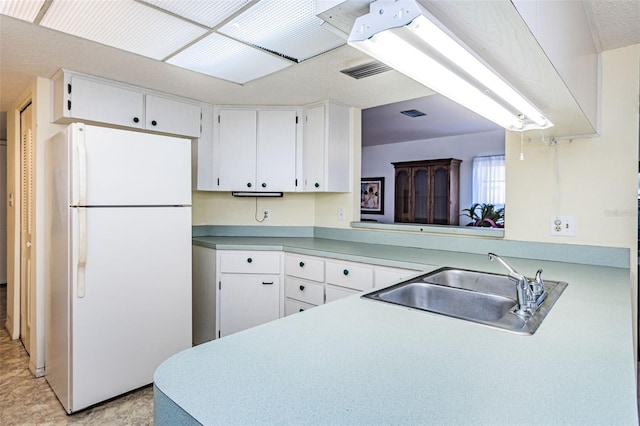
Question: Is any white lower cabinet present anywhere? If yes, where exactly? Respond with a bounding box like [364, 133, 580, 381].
[217, 251, 283, 338]
[192, 246, 422, 338]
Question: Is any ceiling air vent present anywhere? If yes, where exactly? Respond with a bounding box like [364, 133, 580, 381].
[340, 60, 392, 79]
[400, 109, 426, 118]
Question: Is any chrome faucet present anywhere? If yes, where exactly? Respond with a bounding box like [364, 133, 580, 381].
[488, 253, 547, 315]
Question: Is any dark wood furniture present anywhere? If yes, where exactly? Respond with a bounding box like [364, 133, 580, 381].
[392, 158, 461, 225]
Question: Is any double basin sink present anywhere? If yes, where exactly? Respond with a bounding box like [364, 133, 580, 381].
[362, 267, 568, 335]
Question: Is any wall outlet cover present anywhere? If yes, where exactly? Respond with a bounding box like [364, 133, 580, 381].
[550, 216, 575, 236]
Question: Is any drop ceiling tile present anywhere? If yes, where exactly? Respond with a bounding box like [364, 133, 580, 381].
[40, 0, 207, 60]
[219, 0, 345, 62]
[167, 33, 292, 84]
[0, 0, 45, 22]
[143, 0, 251, 28]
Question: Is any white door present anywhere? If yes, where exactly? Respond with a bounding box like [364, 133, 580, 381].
[216, 109, 257, 190]
[0, 142, 7, 284]
[303, 105, 326, 191]
[145, 94, 201, 138]
[69, 206, 191, 412]
[70, 74, 145, 129]
[70, 124, 191, 206]
[256, 109, 298, 191]
[20, 104, 34, 354]
[219, 275, 280, 337]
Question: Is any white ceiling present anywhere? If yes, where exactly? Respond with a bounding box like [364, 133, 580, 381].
[0, 0, 638, 143]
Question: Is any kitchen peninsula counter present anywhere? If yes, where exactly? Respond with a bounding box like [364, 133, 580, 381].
[155, 238, 638, 425]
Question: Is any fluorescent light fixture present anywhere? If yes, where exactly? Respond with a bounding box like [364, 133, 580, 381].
[40, 0, 207, 60]
[0, 0, 45, 22]
[219, 0, 345, 62]
[167, 33, 292, 84]
[348, 0, 552, 131]
[232, 192, 284, 198]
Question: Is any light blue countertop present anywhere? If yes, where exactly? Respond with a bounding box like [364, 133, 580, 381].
[156, 239, 638, 425]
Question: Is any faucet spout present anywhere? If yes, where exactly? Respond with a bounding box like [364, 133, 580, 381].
[488, 253, 539, 315]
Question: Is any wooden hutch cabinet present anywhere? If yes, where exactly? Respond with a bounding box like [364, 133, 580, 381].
[392, 158, 461, 225]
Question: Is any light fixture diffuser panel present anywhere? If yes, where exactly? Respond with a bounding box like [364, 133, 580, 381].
[0, 0, 45, 22]
[40, 0, 207, 60]
[167, 33, 292, 84]
[219, 0, 345, 62]
[144, 0, 251, 28]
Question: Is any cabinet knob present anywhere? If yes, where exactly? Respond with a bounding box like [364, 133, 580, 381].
[151, 120, 157, 126]
[247, 257, 253, 263]
[261, 182, 267, 188]
[299, 308, 304, 312]
[343, 269, 349, 276]
[314, 182, 320, 188]
[247, 182, 252, 188]
[299, 261, 305, 267]
[299, 285, 305, 291]
[133, 117, 139, 123]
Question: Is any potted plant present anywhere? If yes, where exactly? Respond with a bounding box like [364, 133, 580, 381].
[460, 203, 505, 228]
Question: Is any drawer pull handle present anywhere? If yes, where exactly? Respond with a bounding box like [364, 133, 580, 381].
[299, 308, 304, 312]
[299, 285, 305, 291]
[343, 269, 349, 276]
[247, 258, 253, 263]
[299, 261, 305, 267]
[262, 281, 273, 285]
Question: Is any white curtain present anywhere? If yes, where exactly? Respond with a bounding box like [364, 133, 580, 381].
[472, 155, 505, 205]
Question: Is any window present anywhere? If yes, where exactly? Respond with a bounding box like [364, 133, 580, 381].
[472, 155, 505, 206]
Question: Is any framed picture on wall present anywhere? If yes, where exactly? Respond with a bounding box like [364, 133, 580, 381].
[361, 177, 384, 215]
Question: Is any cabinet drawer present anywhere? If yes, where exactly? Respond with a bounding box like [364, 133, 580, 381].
[285, 298, 316, 316]
[325, 261, 374, 291]
[285, 255, 324, 282]
[219, 251, 280, 274]
[325, 284, 359, 303]
[285, 277, 324, 305]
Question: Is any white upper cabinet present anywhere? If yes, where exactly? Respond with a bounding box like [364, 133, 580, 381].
[302, 101, 351, 192]
[51, 69, 202, 138]
[145, 94, 202, 137]
[213, 106, 300, 192]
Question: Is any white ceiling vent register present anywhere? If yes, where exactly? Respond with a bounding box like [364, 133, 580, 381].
[348, 0, 553, 131]
[0, 0, 346, 85]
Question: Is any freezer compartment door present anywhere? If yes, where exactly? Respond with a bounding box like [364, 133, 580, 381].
[69, 206, 191, 412]
[69, 123, 191, 206]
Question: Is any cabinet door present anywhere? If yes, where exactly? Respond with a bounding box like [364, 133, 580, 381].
[394, 167, 411, 222]
[302, 104, 325, 191]
[219, 275, 280, 337]
[70, 75, 145, 129]
[192, 246, 216, 345]
[256, 109, 298, 191]
[217, 109, 257, 190]
[145, 94, 201, 137]
[413, 166, 430, 223]
[432, 165, 450, 224]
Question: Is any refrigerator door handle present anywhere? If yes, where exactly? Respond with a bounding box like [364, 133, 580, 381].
[77, 207, 87, 298]
[77, 127, 87, 206]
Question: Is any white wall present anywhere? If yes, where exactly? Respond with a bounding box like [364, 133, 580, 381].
[360, 130, 505, 224]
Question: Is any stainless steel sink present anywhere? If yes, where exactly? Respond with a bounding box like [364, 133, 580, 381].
[362, 267, 568, 335]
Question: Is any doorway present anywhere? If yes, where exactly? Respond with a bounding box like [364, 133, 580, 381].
[19, 103, 34, 354]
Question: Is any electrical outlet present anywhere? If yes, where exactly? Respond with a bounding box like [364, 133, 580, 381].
[262, 209, 270, 221]
[550, 216, 575, 236]
[337, 207, 345, 221]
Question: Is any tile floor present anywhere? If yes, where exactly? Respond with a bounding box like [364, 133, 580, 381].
[0, 284, 154, 425]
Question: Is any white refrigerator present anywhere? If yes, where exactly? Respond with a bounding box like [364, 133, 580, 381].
[45, 123, 192, 413]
